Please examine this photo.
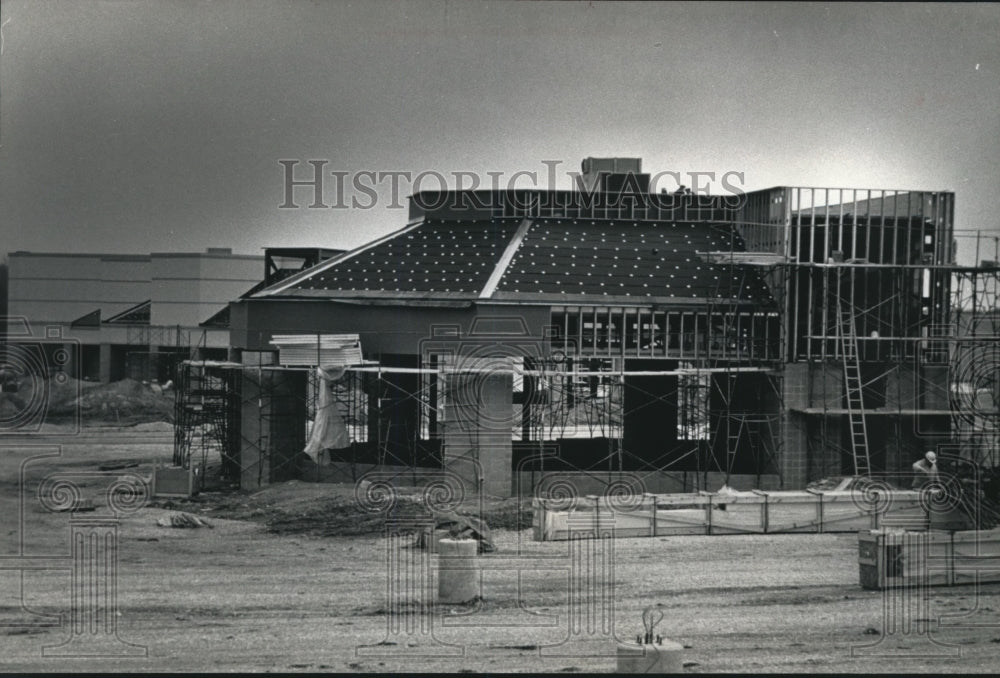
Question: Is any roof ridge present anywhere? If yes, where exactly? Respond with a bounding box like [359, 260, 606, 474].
[479, 218, 533, 300]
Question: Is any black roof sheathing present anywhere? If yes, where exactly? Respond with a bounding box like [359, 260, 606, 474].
[263, 216, 773, 306]
[493, 219, 772, 303]
[292, 217, 522, 296]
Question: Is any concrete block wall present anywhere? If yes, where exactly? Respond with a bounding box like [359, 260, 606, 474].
[921, 365, 951, 410]
[884, 363, 920, 410]
[240, 370, 268, 489]
[238, 368, 307, 489]
[780, 412, 809, 489]
[810, 414, 846, 480]
[809, 361, 843, 409]
[808, 362, 846, 480]
[780, 363, 810, 489]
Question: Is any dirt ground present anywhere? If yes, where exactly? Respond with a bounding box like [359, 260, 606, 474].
[2, 425, 1000, 673]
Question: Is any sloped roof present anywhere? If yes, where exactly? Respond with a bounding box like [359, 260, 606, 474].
[267, 217, 523, 299]
[199, 278, 279, 328]
[491, 219, 772, 304]
[103, 300, 151, 325]
[71, 309, 101, 327]
[255, 216, 774, 307]
[199, 304, 231, 329]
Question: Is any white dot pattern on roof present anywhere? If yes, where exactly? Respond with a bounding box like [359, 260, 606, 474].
[287, 216, 775, 303]
[498, 219, 774, 301]
[293, 217, 522, 293]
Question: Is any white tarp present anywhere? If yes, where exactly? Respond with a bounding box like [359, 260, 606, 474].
[303, 365, 350, 462]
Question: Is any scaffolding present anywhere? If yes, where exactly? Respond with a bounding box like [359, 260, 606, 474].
[173, 361, 241, 487]
[949, 263, 1000, 468]
[173, 358, 444, 490]
[735, 186, 1000, 483]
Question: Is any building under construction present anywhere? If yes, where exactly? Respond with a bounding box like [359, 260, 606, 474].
[174, 157, 1000, 497]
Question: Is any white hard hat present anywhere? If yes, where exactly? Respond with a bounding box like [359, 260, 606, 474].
[925, 451, 937, 462]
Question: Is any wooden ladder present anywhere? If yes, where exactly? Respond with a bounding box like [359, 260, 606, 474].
[837, 300, 872, 477]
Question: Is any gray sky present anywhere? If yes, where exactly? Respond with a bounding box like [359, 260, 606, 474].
[2, 1, 998, 265]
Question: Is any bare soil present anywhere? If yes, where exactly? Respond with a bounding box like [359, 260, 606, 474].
[2, 425, 999, 673]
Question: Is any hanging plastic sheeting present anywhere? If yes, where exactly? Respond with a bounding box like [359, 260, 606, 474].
[303, 366, 350, 463]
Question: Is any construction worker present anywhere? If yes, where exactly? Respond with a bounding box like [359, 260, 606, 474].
[912, 450, 940, 489]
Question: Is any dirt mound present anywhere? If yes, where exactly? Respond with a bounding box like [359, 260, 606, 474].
[155, 480, 534, 537]
[47, 377, 174, 423]
[264, 495, 532, 538]
[0, 375, 100, 423]
[264, 493, 533, 537]
[266, 494, 431, 536]
[47, 375, 102, 404]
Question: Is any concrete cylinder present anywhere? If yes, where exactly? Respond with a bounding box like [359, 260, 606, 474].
[616, 641, 684, 674]
[437, 538, 479, 604]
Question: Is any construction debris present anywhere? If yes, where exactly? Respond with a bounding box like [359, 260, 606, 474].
[806, 477, 857, 492]
[157, 512, 213, 529]
[416, 509, 496, 553]
[52, 498, 96, 513]
[98, 460, 141, 471]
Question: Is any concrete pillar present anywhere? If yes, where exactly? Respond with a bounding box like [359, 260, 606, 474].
[780, 411, 809, 489]
[781, 364, 810, 489]
[238, 368, 306, 489]
[921, 366, 950, 411]
[99, 343, 112, 383]
[266, 369, 307, 482]
[437, 538, 479, 604]
[800, 361, 849, 480]
[240, 369, 267, 489]
[885, 363, 918, 411]
[810, 361, 843, 408]
[441, 357, 512, 498]
[479, 369, 512, 497]
[440, 369, 477, 495]
[783, 363, 809, 411]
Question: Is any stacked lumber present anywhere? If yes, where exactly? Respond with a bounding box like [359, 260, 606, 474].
[532, 489, 927, 541]
[269, 334, 362, 366]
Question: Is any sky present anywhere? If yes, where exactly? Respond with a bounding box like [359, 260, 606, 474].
[1, 1, 998, 266]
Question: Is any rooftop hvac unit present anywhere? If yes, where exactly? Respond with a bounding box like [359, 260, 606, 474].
[269, 334, 363, 366]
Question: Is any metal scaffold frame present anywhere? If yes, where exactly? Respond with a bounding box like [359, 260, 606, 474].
[172, 358, 788, 492]
[173, 361, 241, 487]
[732, 185, 1000, 481]
[949, 265, 1000, 469]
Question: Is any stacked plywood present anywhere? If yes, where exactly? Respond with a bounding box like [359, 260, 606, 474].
[532, 489, 928, 541]
[269, 334, 362, 366]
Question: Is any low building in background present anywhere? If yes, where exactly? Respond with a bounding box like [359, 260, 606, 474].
[3, 247, 340, 384]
